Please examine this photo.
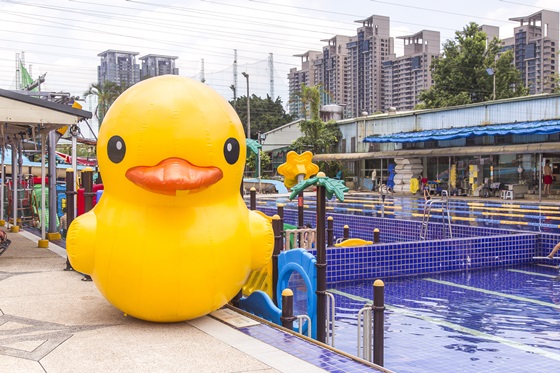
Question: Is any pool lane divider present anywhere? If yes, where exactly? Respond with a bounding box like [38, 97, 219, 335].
[256, 198, 560, 228]
[327, 288, 560, 362]
[423, 278, 560, 310]
[506, 269, 558, 278]
[260, 199, 560, 221]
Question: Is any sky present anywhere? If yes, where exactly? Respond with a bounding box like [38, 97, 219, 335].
[1, 0, 559, 136]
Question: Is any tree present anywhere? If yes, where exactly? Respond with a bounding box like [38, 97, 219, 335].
[291, 83, 321, 120]
[245, 151, 271, 174]
[83, 81, 125, 126]
[229, 94, 293, 139]
[290, 119, 342, 155]
[416, 22, 527, 109]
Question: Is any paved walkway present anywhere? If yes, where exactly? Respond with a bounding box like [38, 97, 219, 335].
[0, 229, 357, 373]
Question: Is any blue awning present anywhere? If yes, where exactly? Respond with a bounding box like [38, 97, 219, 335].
[363, 119, 560, 143]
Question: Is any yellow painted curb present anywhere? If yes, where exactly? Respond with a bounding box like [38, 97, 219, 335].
[38, 239, 49, 248]
[47, 232, 62, 241]
[10, 225, 20, 233]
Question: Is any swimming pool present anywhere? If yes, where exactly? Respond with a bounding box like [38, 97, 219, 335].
[329, 264, 560, 373]
[250, 194, 560, 371]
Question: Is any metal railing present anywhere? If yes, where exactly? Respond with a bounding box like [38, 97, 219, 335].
[325, 291, 336, 347]
[357, 305, 373, 361]
[420, 190, 452, 240]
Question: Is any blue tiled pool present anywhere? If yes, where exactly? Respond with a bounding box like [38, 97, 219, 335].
[247, 193, 560, 371]
[329, 264, 560, 373]
[257, 194, 560, 233]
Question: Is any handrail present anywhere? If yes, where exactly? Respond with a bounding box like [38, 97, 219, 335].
[326, 291, 336, 347]
[357, 305, 372, 360]
[420, 190, 452, 240]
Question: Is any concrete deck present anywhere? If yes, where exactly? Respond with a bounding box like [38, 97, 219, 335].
[0, 230, 335, 373]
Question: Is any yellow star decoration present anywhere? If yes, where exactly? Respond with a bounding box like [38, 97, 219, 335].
[277, 151, 320, 189]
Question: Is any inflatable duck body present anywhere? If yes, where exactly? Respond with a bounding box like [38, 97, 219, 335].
[67, 76, 274, 322]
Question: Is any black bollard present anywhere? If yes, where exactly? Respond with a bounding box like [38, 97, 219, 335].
[82, 167, 94, 213]
[272, 215, 282, 306]
[343, 225, 350, 241]
[373, 228, 380, 243]
[277, 203, 285, 231]
[280, 288, 297, 330]
[327, 216, 334, 247]
[81, 167, 94, 281]
[64, 168, 75, 271]
[250, 187, 257, 210]
[373, 279, 385, 366]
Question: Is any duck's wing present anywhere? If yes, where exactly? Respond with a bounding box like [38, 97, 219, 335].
[248, 210, 274, 270]
[66, 210, 97, 275]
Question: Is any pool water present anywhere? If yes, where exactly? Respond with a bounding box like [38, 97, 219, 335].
[328, 264, 560, 373]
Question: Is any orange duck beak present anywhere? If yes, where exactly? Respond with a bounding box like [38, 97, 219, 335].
[125, 157, 223, 196]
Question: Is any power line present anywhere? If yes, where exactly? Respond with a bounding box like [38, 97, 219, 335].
[370, 0, 518, 24]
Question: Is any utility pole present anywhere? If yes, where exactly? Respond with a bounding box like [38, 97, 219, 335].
[269, 53, 274, 99]
[242, 72, 250, 139]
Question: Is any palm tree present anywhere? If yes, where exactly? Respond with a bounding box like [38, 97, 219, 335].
[83, 81, 122, 126]
[292, 83, 321, 120]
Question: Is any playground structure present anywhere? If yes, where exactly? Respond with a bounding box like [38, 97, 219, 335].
[238, 150, 383, 346]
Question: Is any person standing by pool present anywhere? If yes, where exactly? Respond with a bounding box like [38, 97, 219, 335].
[543, 159, 553, 196]
[421, 175, 430, 200]
[371, 169, 377, 191]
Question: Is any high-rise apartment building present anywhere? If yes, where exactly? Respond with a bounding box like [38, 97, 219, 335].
[346, 15, 393, 117]
[381, 30, 440, 111]
[139, 54, 179, 79]
[321, 35, 351, 107]
[287, 51, 322, 118]
[287, 10, 558, 119]
[97, 50, 140, 87]
[287, 15, 393, 119]
[505, 10, 559, 94]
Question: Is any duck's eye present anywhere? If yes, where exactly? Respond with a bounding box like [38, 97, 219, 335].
[223, 138, 240, 165]
[107, 135, 126, 164]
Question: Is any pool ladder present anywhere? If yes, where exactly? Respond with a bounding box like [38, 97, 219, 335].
[420, 190, 453, 240]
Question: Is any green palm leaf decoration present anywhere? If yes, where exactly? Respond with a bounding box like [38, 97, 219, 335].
[246, 139, 262, 156]
[289, 172, 349, 201]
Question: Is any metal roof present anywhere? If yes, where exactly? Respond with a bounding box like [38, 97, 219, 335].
[0, 88, 92, 140]
[363, 120, 560, 143]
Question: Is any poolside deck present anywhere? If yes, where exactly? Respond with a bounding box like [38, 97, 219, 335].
[0, 229, 387, 373]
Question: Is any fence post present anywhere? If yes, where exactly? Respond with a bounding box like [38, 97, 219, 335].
[373, 228, 380, 243]
[277, 203, 284, 230]
[250, 187, 256, 210]
[373, 279, 385, 366]
[281, 288, 296, 330]
[327, 216, 334, 247]
[82, 167, 94, 213]
[343, 225, 350, 240]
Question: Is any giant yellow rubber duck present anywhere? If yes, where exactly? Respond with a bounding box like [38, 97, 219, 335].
[67, 75, 273, 322]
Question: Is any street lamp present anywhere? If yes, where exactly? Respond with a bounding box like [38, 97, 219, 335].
[486, 68, 496, 100]
[242, 72, 250, 139]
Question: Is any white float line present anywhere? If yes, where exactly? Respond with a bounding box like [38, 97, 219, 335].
[506, 268, 559, 278]
[328, 288, 560, 362]
[424, 278, 560, 310]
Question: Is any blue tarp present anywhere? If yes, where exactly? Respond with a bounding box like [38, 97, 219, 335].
[363, 119, 560, 143]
